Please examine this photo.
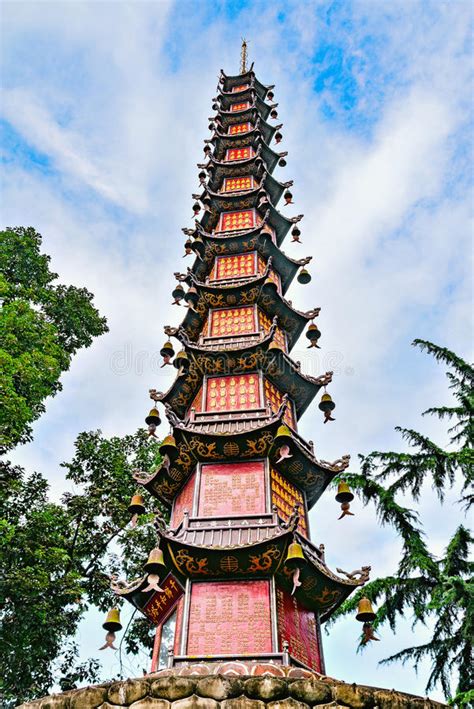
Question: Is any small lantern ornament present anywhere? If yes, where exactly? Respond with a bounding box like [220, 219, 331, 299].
[172, 283, 185, 304]
[143, 546, 166, 593]
[128, 493, 146, 527]
[285, 538, 305, 595]
[319, 390, 335, 423]
[306, 322, 321, 349]
[99, 608, 122, 650]
[160, 340, 175, 367]
[284, 190, 294, 205]
[297, 267, 311, 284]
[336, 481, 354, 520]
[145, 406, 160, 437]
[174, 350, 190, 377]
[291, 225, 301, 243]
[356, 597, 380, 644]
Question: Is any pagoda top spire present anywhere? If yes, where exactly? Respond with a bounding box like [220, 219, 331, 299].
[240, 38, 248, 74]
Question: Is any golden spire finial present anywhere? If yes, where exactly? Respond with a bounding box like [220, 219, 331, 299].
[240, 38, 248, 74]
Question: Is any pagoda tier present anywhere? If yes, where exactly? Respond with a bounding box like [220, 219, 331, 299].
[175, 268, 318, 348]
[201, 140, 287, 176]
[117, 57, 369, 675]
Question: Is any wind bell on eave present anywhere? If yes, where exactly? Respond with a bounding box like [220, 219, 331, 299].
[284, 537, 306, 595]
[335, 480, 354, 520]
[142, 546, 167, 593]
[356, 597, 380, 644]
[128, 492, 146, 527]
[160, 339, 175, 367]
[319, 388, 335, 423]
[145, 405, 161, 437]
[99, 608, 122, 650]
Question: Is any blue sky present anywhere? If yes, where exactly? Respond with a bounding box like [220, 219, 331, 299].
[1, 0, 473, 702]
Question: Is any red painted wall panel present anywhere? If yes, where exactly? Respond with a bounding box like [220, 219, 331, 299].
[171, 472, 196, 527]
[187, 580, 273, 655]
[205, 373, 261, 412]
[276, 586, 322, 671]
[198, 461, 266, 517]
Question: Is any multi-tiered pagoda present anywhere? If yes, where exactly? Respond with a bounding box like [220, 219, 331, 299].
[112, 47, 370, 676]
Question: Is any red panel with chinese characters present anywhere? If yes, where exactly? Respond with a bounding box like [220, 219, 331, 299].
[223, 176, 254, 192]
[258, 310, 287, 352]
[270, 468, 308, 537]
[228, 122, 251, 135]
[205, 373, 260, 412]
[212, 253, 257, 281]
[209, 306, 256, 337]
[225, 146, 254, 162]
[219, 209, 256, 232]
[198, 461, 266, 517]
[187, 580, 273, 655]
[142, 574, 184, 625]
[171, 472, 196, 527]
[276, 586, 322, 671]
[231, 101, 250, 112]
[264, 378, 295, 428]
[173, 595, 185, 654]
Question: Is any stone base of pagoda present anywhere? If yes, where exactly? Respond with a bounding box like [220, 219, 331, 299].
[18, 670, 447, 708]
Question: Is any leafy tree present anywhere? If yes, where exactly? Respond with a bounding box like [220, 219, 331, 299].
[0, 226, 108, 451]
[0, 430, 166, 706]
[331, 340, 473, 705]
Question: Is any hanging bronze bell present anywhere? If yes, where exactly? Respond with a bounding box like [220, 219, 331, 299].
[268, 340, 283, 353]
[291, 225, 301, 238]
[160, 435, 178, 460]
[212, 102, 219, 111]
[174, 350, 189, 371]
[208, 122, 215, 131]
[274, 424, 293, 445]
[279, 156, 287, 167]
[183, 239, 193, 256]
[198, 170, 207, 182]
[128, 494, 146, 515]
[356, 597, 376, 623]
[145, 407, 161, 426]
[335, 481, 354, 503]
[297, 268, 311, 284]
[184, 286, 199, 306]
[270, 108, 278, 119]
[192, 202, 201, 216]
[275, 131, 283, 144]
[319, 392, 335, 413]
[191, 237, 205, 258]
[263, 276, 278, 292]
[267, 90, 274, 101]
[284, 190, 293, 204]
[144, 547, 166, 574]
[160, 340, 175, 359]
[203, 144, 211, 154]
[306, 323, 321, 347]
[102, 608, 122, 632]
[285, 540, 305, 569]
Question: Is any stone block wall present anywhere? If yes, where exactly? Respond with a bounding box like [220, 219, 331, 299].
[18, 672, 446, 709]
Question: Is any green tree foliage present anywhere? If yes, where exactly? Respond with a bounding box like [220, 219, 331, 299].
[331, 341, 473, 704]
[0, 226, 108, 451]
[0, 430, 166, 706]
